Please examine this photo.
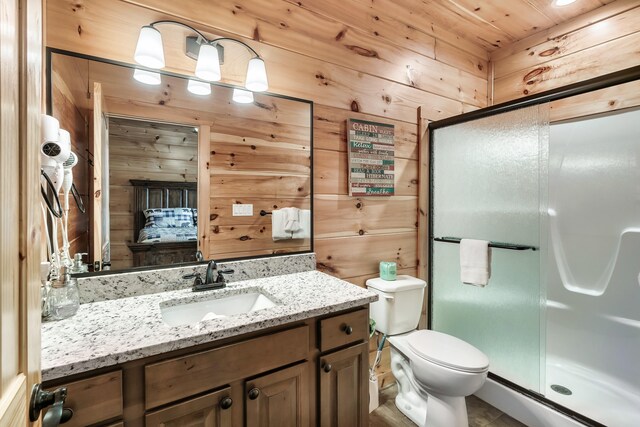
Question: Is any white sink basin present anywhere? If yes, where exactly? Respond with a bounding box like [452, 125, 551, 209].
[160, 291, 278, 327]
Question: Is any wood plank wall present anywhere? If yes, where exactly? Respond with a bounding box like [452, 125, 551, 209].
[45, 0, 489, 388]
[208, 96, 312, 261]
[108, 118, 198, 269]
[50, 54, 91, 259]
[490, 0, 640, 104]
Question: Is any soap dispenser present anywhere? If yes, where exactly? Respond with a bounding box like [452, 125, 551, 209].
[47, 266, 80, 320]
[70, 253, 88, 274]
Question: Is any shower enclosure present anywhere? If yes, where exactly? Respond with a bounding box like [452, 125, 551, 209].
[427, 68, 640, 426]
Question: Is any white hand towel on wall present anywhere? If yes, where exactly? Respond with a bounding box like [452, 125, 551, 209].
[283, 207, 301, 233]
[272, 209, 292, 241]
[292, 209, 311, 240]
[460, 239, 491, 287]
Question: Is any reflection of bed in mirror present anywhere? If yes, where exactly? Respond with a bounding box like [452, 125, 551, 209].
[127, 180, 198, 267]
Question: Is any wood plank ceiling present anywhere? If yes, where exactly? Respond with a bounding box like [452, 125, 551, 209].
[313, 0, 615, 51]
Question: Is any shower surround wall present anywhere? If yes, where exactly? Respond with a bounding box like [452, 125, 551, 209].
[545, 108, 640, 425]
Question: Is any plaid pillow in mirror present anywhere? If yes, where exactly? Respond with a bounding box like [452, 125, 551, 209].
[143, 208, 194, 228]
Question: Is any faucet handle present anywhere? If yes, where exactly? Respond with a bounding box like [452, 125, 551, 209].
[215, 269, 234, 284]
[184, 272, 204, 289]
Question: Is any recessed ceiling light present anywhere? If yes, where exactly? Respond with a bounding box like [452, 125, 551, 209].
[553, 0, 577, 6]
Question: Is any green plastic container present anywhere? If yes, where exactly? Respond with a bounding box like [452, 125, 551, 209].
[379, 261, 397, 281]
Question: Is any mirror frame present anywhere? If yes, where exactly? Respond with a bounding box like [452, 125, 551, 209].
[45, 47, 314, 277]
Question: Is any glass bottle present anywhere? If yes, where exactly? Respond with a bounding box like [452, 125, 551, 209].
[47, 266, 80, 320]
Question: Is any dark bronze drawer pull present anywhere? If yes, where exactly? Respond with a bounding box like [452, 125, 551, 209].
[220, 397, 233, 410]
[248, 388, 260, 400]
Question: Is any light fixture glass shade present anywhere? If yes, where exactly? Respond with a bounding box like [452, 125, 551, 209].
[245, 57, 268, 92]
[552, 0, 576, 5]
[195, 43, 222, 82]
[232, 88, 254, 104]
[187, 79, 211, 96]
[134, 26, 165, 69]
[133, 68, 161, 85]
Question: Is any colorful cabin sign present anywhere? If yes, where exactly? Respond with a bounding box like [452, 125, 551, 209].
[347, 119, 395, 196]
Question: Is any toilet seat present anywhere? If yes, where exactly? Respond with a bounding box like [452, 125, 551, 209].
[407, 330, 489, 373]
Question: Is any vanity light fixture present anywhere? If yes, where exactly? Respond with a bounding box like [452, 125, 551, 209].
[134, 26, 165, 69]
[232, 88, 254, 104]
[552, 0, 577, 6]
[187, 79, 212, 96]
[133, 68, 161, 85]
[195, 43, 221, 82]
[133, 20, 269, 92]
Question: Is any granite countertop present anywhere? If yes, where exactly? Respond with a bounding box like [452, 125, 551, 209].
[41, 270, 377, 382]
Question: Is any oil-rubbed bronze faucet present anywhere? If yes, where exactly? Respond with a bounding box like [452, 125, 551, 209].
[183, 260, 234, 292]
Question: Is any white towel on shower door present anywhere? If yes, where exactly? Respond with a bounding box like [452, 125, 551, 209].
[460, 239, 491, 287]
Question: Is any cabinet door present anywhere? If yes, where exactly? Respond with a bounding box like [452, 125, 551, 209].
[245, 362, 309, 427]
[145, 386, 233, 427]
[319, 342, 369, 427]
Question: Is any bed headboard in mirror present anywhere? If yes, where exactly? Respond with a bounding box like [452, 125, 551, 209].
[47, 49, 313, 276]
[128, 179, 198, 268]
[130, 180, 198, 241]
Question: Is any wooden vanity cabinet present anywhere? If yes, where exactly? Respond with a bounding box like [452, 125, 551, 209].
[42, 306, 370, 427]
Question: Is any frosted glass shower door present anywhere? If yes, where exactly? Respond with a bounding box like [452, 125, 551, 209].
[431, 104, 548, 392]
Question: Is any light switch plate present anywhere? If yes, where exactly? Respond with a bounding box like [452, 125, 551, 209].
[232, 204, 253, 216]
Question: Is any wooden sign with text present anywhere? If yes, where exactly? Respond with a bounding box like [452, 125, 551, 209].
[347, 119, 395, 196]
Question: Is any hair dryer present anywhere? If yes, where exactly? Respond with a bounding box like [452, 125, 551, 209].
[60, 152, 78, 265]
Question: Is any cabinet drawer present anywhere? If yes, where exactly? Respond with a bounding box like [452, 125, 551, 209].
[319, 309, 368, 352]
[145, 325, 309, 409]
[46, 370, 123, 427]
[146, 386, 233, 427]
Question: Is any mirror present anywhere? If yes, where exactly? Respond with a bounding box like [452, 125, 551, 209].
[48, 50, 313, 275]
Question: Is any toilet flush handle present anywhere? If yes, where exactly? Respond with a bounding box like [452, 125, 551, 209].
[381, 294, 394, 300]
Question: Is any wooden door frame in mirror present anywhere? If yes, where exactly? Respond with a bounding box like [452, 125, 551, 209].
[45, 47, 314, 278]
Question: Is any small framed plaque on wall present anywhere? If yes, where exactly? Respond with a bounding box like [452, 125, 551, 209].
[347, 118, 395, 196]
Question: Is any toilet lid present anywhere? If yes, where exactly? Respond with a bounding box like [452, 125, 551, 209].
[408, 330, 489, 373]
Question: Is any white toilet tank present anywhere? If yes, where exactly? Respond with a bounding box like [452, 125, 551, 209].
[366, 275, 426, 335]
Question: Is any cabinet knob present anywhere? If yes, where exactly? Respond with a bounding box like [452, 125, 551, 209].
[343, 325, 353, 335]
[248, 388, 260, 400]
[323, 363, 332, 373]
[220, 397, 233, 410]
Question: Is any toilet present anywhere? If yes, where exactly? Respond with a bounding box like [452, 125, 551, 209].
[367, 275, 489, 427]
